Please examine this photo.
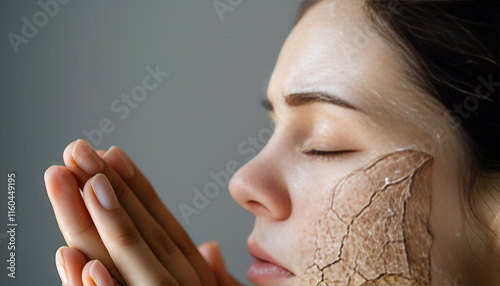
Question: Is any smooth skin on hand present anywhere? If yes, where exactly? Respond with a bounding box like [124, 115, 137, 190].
[45, 139, 240, 285]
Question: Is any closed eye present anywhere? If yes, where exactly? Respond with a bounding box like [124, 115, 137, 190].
[303, 149, 353, 160]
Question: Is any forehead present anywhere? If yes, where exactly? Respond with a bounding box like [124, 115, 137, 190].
[267, 0, 409, 107]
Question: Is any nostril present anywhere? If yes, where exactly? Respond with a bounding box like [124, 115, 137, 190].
[246, 200, 271, 216]
[228, 149, 292, 220]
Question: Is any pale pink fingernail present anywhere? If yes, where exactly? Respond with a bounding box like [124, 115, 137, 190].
[90, 260, 116, 286]
[72, 139, 104, 174]
[56, 247, 68, 284]
[91, 174, 119, 210]
[103, 146, 135, 180]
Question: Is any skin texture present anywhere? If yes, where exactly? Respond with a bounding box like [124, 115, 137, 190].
[305, 150, 433, 285]
[229, 0, 486, 285]
[45, 142, 239, 286]
[45, 0, 500, 285]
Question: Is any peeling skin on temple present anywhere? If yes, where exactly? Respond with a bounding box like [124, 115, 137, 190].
[304, 150, 434, 286]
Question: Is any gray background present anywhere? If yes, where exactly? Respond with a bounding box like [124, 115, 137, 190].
[0, 0, 302, 285]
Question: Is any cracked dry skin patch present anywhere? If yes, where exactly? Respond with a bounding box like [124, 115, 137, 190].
[305, 150, 433, 286]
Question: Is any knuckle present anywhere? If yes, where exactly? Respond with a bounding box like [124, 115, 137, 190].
[158, 233, 178, 257]
[68, 220, 94, 241]
[111, 228, 141, 248]
[149, 242, 167, 259]
[151, 273, 178, 286]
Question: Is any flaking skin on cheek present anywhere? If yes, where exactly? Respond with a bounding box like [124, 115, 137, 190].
[304, 150, 434, 286]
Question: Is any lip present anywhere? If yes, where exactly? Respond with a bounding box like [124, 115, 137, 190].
[247, 241, 295, 284]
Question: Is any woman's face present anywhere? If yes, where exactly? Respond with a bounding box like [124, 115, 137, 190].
[229, 0, 474, 285]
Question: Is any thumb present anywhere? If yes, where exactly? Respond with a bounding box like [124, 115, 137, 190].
[198, 241, 241, 286]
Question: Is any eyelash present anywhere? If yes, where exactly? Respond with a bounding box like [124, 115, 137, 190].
[303, 149, 351, 160]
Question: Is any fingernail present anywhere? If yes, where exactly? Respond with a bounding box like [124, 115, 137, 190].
[56, 247, 68, 284]
[91, 174, 119, 210]
[72, 139, 104, 174]
[90, 260, 115, 286]
[103, 146, 135, 180]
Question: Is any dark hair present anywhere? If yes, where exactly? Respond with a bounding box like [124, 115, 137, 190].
[363, 0, 500, 172]
[299, 0, 500, 222]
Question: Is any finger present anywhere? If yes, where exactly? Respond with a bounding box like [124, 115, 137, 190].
[45, 166, 118, 279]
[56, 247, 87, 286]
[96, 150, 107, 158]
[65, 141, 202, 284]
[198, 242, 241, 286]
[82, 260, 117, 286]
[103, 146, 218, 284]
[83, 173, 178, 286]
[63, 140, 102, 187]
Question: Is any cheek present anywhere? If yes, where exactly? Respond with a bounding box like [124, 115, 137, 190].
[298, 150, 434, 286]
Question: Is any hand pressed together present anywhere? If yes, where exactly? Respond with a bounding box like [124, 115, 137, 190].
[45, 139, 240, 286]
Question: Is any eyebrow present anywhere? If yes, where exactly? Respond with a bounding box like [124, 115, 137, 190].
[262, 92, 363, 113]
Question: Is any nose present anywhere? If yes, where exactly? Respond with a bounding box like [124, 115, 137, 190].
[229, 143, 292, 220]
